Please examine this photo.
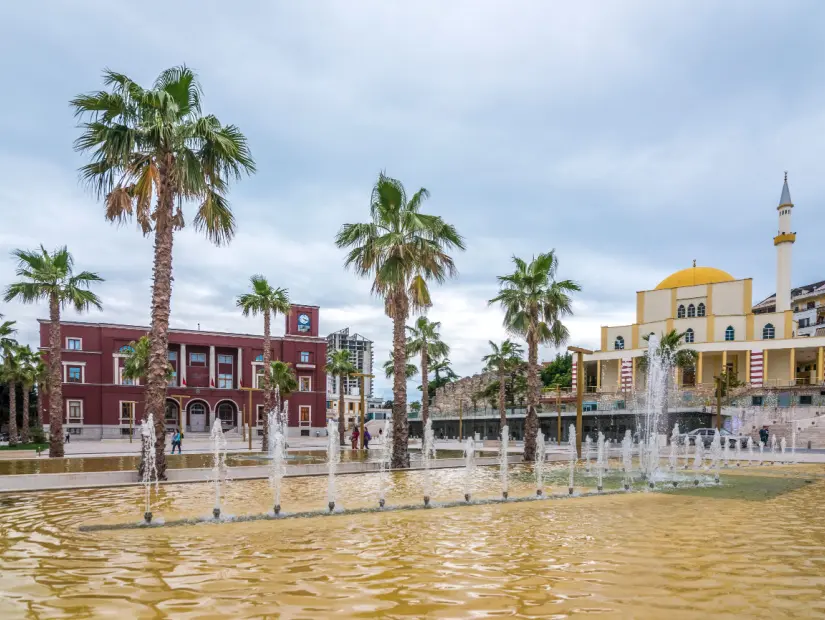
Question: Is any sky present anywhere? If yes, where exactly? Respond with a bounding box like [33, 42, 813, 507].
[1, 1, 824, 401]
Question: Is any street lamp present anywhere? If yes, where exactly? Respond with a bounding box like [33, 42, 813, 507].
[567, 346, 593, 457]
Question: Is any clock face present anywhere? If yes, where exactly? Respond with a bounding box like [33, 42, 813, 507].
[298, 313, 309, 325]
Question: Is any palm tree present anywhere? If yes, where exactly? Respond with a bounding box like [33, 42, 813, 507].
[1, 343, 20, 446]
[406, 317, 449, 426]
[637, 330, 698, 415]
[490, 252, 580, 461]
[410, 401, 422, 417]
[383, 358, 419, 380]
[336, 172, 465, 468]
[16, 345, 38, 444]
[236, 276, 290, 449]
[31, 353, 48, 430]
[4, 246, 103, 457]
[122, 335, 173, 383]
[325, 349, 357, 445]
[427, 358, 459, 396]
[73, 66, 255, 477]
[268, 361, 298, 399]
[482, 339, 524, 429]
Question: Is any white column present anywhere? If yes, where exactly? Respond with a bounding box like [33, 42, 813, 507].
[180, 344, 187, 386]
[237, 347, 243, 389]
[209, 345, 216, 387]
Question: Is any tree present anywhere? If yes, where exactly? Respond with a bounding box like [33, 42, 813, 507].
[325, 349, 357, 445]
[428, 358, 459, 395]
[490, 252, 579, 461]
[122, 335, 173, 383]
[268, 361, 298, 399]
[1, 343, 20, 446]
[16, 345, 38, 444]
[482, 339, 524, 429]
[406, 316, 449, 426]
[4, 246, 103, 457]
[336, 172, 465, 467]
[236, 276, 290, 449]
[383, 357, 419, 380]
[30, 353, 48, 429]
[637, 330, 698, 375]
[73, 66, 254, 478]
[541, 353, 572, 388]
[410, 401, 421, 416]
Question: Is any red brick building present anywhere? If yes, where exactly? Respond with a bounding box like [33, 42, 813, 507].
[38, 304, 327, 439]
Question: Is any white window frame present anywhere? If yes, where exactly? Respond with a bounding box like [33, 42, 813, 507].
[119, 401, 136, 426]
[725, 326, 735, 341]
[62, 361, 86, 384]
[684, 328, 695, 344]
[66, 399, 83, 425]
[677, 305, 686, 319]
[217, 373, 233, 389]
[117, 366, 139, 386]
[298, 405, 311, 427]
[763, 324, 775, 340]
[252, 362, 265, 389]
[299, 376, 311, 392]
[168, 351, 177, 361]
[300, 351, 310, 364]
[256, 404, 265, 427]
[66, 337, 82, 351]
[697, 303, 706, 317]
[217, 354, 233, 365]
[614, 336, 624, 351]
[189, 352, 207, 366]
[687, 304, 696, 318]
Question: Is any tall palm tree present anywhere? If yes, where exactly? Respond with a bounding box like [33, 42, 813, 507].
[237, 276, 290, 448]
[490, 252, 579, 461]
[122, 335, 173, 383]
[482, 339, 524, 430]
[406, 316, 449, 426]
[268, 361, 299, 399]
[325, 349, 357, 446]
[1, 343, 20, 446]
[336, 172, 465, 467]
[383, 357, 419, 380]
[16, 345, 38, 444]
[73, 66, 255, 477]
[4, 246, 103, 457]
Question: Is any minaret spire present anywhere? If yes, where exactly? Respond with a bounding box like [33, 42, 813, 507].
[774, 172, 796, 312]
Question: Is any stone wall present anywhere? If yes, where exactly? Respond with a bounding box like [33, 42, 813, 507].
[432, 372, 496, 416]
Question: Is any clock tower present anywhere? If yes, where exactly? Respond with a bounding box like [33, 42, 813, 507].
[285, 304, 320, 337]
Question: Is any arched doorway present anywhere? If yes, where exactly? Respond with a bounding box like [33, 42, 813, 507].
[215, 400, 238, 429]
[188, 400, 209, 432]
[165, 399, 180, 430]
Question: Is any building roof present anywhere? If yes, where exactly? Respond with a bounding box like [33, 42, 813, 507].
[778, 171, 793, 207]
[753, 279, 825, 310]
[655, 266, 735, 290]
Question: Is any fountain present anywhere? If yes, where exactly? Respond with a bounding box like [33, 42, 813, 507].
[378, 419, 392, 508]
[140, 413, 158, 524]
[568, 424, 576, 495]
[683, 429, 691, 469]
[584, 435, 592, 474]
[734, 435, 742, 466]
[692, 436, 704, 486]
[499, 425, 510, 500]
[746, 437, 754, 466]
[209, 418, 229, 520]
[723, 433, 731, 467]
[326, 419, 340, 512]
[463, 436, 475, 502]
[422, 418, 434, 506]
[621, 429, 632, 490]
[759, 441, 764, 465]
[780, 436, 787, 463]
[771, 434, 778, 461]
[535, 429, 546, 496]
[267, 403, 287, 515]
[791, 424, 797, 464]
[641, 334, 671, 487]
[596, 432, 605, 492]
[669, 424, 679, 471]
[711, 429, 722, 484]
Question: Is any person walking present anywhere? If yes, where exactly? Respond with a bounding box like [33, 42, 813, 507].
[351, 427, 360, 450]
[364, 428, 371, 449]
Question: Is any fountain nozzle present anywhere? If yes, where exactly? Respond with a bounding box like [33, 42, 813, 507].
[597, 485, 603, 492]
[424, 496, 430, 507]
[714, 476, 720, 484]
[379, 499, 385, 509]
[536, 489, 543, 497]
[672, 481, 678, 488]
[328, 501, 335, 513]
[213, 508, 221, 520]
[624, 483, 630, 491]
[694, 479, 699, 486]
[464, 493, 471, 503]
[568, 487, 574, 495]
[143, 511, 152, 524]
[273, 505, 281, 516]
[502, 491, 508, 500]
[648, 482, 654, 489]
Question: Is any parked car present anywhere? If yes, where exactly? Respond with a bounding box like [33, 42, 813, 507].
[682, 428, 748, 448]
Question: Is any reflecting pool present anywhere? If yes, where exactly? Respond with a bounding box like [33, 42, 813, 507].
[1, 464, 824, 618]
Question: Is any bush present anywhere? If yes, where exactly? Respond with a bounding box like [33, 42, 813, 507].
[29, 426, 47, 444]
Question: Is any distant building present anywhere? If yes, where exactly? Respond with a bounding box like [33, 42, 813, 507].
[38, 304, 327, 439]
[325, 328, 374, 421]
[753, 280, 825, 337]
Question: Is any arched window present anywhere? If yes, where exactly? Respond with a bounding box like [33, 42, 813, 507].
[697, 303, 706, 317]
[725, 326, 735, 341]
[189, 402, 206, 417]
[254, 354, 264, 362]
[763, 323, 775, 339]
[217, 402, 236, 425]
[687, 304, 696, 318]
[614, 336, 625, 350]
[119, 345, 134, 354]
[685, 328, 695, 344]
[677, 305, 686, 318]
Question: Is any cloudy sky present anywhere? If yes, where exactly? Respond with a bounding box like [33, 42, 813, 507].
[1, 1, 824, 400]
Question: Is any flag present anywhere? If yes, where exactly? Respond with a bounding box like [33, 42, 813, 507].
[210, 377, 215, 387]
[182, 377, 187, 386]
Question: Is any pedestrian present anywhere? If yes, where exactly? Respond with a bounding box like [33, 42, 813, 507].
[378, 427, 384, 443]
[171, 429, 182, 454]
[65, 431, 71, 444]
[759, 426, 769, 446]
[351, 427, 360, 450]
[364, 428, 371, 449]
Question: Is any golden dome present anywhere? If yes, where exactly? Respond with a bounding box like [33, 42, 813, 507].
[655, 266, 735, 290]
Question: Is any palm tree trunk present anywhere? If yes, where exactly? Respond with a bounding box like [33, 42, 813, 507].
[261, 311, 272, 450]
[21, 384, 30, 444]
[7, 380, 17, 446]
[48, 294, 64, 457]
[144, 161, 175, 480]
[523, 317, 539, 462]
[498, 370, 507, 430]
[421, 350, 429, 426]
[338, 375, 346, 446]
[391, 293, 410, 468]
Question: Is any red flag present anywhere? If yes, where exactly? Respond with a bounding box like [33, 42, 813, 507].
[211, 377, 215, 387]
[182, 377, 187, 386]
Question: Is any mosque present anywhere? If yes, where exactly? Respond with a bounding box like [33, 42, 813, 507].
[579, 173, 825, 393]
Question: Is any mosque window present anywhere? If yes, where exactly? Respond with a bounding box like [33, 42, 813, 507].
[687, 304, 696, 318]
[725, 326, 735, 341]
[677, 305, 686, 318]
[614, 336, 624, 350]
[763, 323, 775, 340]
[684, 328, 695, 344]
[697, 303, 706, 317]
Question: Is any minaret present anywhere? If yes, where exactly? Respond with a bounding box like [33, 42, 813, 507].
[774, 171, 795, 312]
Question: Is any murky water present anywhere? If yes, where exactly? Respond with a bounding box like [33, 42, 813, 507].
[0, 449, 493, 476]
[1, 464, 824, 618]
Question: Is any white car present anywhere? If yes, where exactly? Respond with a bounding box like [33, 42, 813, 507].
[682, 428, 748, 448]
